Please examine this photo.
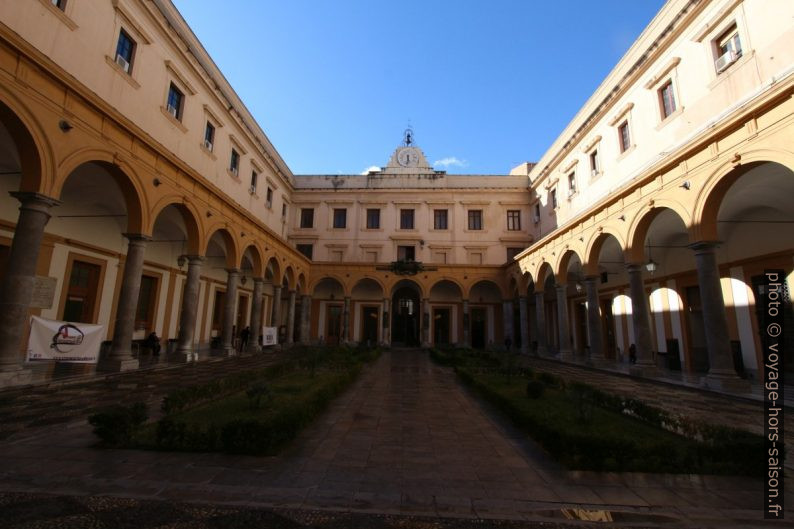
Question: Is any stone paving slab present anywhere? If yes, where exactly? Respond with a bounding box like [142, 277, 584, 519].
[0, 349, 789, 527]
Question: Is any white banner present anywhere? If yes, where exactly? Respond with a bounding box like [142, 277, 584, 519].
[261, 326, 278, 346]
[27, 316, 104, 363]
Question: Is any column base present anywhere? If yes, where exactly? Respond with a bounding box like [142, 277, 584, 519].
[704, 372, 752, 393]
[0, 366, 32, 388]
[629, 363, 662, 377]
[97, 357, 139, 373]
[174, 348, 199, 363]
[557, 350, 575, 362]
[223, 346, 237, 357]
[586, 356, 611, 368]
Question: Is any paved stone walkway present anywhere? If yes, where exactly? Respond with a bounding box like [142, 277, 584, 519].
[0, 350, 788, 526]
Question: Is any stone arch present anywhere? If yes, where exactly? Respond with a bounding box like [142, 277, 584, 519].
[312, 277, 346, 298]
[296, 273, 307, 295]
[695, 151, 794, 241]
[149, 198, 202, 256]
[239, 243, 264, 278]
[626, 200, 692, 263]
[282, 266, 296, 290]
[55, 150, 147, 234]
[309, 273, 348, 295]
[351, 277, 385, 300]
[554, 248, 584, 280]
[430, 279, 464, 302]
[264, 255, 282, 285]
[351, 276, 386, 296]
[389, 278, 425, 298]
[204, 227, 239, 269]
[0, 88, 53, 194]
[467, 279, 504, 302]
[429, 277, 465, 297]
[534, 261, 556, 289]
[584, 228, 627, 275]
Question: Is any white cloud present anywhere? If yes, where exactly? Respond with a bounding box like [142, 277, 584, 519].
[360, 165, 381, 175]
[433, 156, 467, 169]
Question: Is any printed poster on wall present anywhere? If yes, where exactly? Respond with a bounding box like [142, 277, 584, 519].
[27, 316, 104, 363]
[261, 326, 278, 346]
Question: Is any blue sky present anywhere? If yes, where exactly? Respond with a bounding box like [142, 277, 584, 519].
[172, 1, 665, 175]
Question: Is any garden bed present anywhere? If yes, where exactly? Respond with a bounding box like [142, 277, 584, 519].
[431, 348, 765, 476]
[89, 345, 379, 455]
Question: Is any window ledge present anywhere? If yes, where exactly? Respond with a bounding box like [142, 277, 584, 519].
[199, 141, 217, 160]
[226, 169, 241, 182]
[463, 229, 487, 233]
[656, 106, 685, 131]
[38, 0, 78, 30]
[616, 143, 637, 161]
[105, 56, 140, 89]
[363, 228, 384, 232]
[708, 50, 755, 90]
[160, 106, 187, 133]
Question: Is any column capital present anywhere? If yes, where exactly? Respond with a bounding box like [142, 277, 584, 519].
[688, 240, 721, 253]
[583, 275, 600, 284]
[625, 263, 645, 274]
[122, 233, 152, 243]
[225, 267, 240, 275]
[555, 283, 567, 291]
[253, 277, 266, 285]
[301, 293, 311, 299]
[184, 255, 205, 264]
[518, 295, 528, 301]
[9, 191, 61, 209]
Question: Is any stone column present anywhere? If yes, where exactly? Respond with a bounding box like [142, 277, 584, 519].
[691, 242, 747, 389]
[271, 285, 282, 326]
[99, 234, 150, 372]
[421, 298, 431, 347]
[382, 297, 391, 346]
[584, 276, 605, 365]
[0, 193, 60, 383]
[247, 278, 265, 352]
[534, 291, 547, 355]
[286, 290, 296, 345]
[502, 299, 514, 349]
[221, 268, 239, 356]
[176, 255, 204, 361]
[518, 296, 529, 355]
[462, 299, 470, 348]
[626, 264, 658, 375]
[299, 294, 311, 344]
[342, 296, 351, 343]
[555, 284, 573, 360]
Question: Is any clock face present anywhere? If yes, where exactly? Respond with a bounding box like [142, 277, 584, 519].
[397, 147, 420, 167]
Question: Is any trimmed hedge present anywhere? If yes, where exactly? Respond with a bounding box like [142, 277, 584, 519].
[455, 366, 765, 476]
[88, 402, 148, 446]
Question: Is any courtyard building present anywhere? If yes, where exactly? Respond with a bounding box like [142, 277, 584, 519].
[0, 0, 791, 389]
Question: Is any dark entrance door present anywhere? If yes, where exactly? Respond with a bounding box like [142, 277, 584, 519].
[361, 305, 379, 345]
[433, 307, 450, 346]
[326, 304, 343, 345]
[471, 307, 486, 349]
[685, 285, 709, 372]
[392, 286, 419, 346]
[602, 299, 616, 359]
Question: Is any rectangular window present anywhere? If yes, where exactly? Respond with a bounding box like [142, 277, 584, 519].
[250, 171, 258, 193]
[203, 122, 215, 151]
[533, 203, 541, 222]
[506, 210, 521, 231]
[468, 209, 483, 230]
[618, 120, 631, 153]
[62, 260, 101, 323]
[296, 244, 313, 260]
[211, 290, 225, 331]
[568, 172, 577, 196]
[333, 208, 347, 229]
[134, 275, 158, 332]
[366, 208, 380, 229]
[282, 203, 287, 218]
[400, 208, 414, 229]
[115, 29, 135, 74]
[166, 83, 184, 121]
[266, 187, 273, 208]
[659, 80, 676, 119]
[300, 208, 314, 228]
[52, 0, 66, 10]
[434, 209, 448, 230]
[397, 245, 415, 261]
[551, 188, 558, 209]
[506, 247, 523, 261]
[229, 148, 239, 176]
[589, 149, 599, 176]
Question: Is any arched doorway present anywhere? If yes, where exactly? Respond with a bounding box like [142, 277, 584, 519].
[392, 280, 421, 347]
[312, 277, 345, 345]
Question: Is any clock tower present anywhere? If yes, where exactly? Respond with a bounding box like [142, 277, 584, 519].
[383, 127, 435, 174]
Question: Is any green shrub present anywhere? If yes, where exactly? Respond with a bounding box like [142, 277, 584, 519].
[88, 402, 148, 446]
[537, 371, 564, 388]
[525, 380, 545, 399]
[246, 382, 272, 410]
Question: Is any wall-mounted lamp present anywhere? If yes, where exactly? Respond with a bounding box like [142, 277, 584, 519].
[618, 215, 626, 221]
[153, 178, 161, 187]
[240, 275, 247, 286]
[206, 211, 213, 218]
[680, 181, 691, 190]
[177, 255, 186, 268]
[58, 120, 73, 132]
